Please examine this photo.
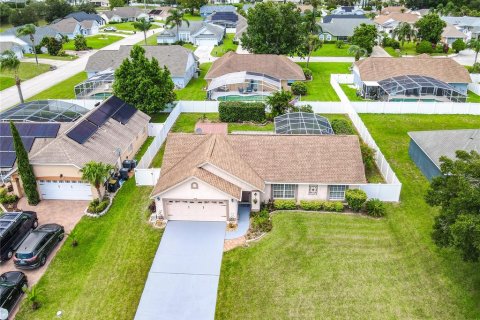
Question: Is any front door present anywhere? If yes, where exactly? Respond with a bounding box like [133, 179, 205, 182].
[241, 191, 251, 203]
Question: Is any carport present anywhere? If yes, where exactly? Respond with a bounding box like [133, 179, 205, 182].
[135, 221, 226, 320]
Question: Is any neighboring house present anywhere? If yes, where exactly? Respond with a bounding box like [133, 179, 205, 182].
[210, 0, 240, 4]
[204, 52, 306, 100]
[408, 129, 480, 180]
[51, 17, 84, 39]
[322, 14, 369, 23]
[234, 14, 247, 42]
[85, 45, 198, 88]
[80, 20, 101, 35]
[380, 6, 409, 15]
[242, 3, 255, 13]
[319, 17, 374, 41]
[89, 0, 109, 7]
[441, 16, 480, 41]
[206, 11, 240, 32]
[199, 5, 236, 18]
[0, 42, 24, 59]
[442, 24, 467, 46]
[101, 7, 149, 23]
[374, 12, 421, 35]
[151, 133, 366, 222]
[157, 21, 225, 46]
[331, 6, 365, 15]
[352, 55, 472, 102]
[0, 25, 61, 53]
[65, 11, 105, 26]
[148, 7, 172, 21]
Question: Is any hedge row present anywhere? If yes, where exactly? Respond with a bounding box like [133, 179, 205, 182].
[218, 101, 266, 122]
[273, 199, 344, 212]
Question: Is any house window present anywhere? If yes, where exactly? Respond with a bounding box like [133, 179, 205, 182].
[272, 184, 295, 199]
[329, 185, 347, 200]
[308, 185, 318, 195]
[326, 34, 332, 41]
[191, 182, 198, 189]
[319, 34, 325, 40]
[287, 80, 295, 86]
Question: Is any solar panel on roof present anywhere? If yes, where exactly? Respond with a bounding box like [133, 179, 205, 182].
[87, 109, 110, 127]
[0, 152, 17, 168]
[98, 96, 124, 117]
[112, 103, 137, 124]
[0, 123, 60, 138]
[67, 120, 98, 144]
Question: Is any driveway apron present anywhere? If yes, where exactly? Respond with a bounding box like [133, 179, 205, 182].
[135, 221, 226, 320]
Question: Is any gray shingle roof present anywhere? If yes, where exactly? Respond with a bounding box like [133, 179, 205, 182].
[319, 18, 373, 37]
[159, 21, 224, 38]
[200, 5, 236, 15]
[408, 130, 480, 168]
[1, 25, 60, 46]
[65, 12, 104, 24]
[51, 17, 80, 34]
[85, 45, 196, 78]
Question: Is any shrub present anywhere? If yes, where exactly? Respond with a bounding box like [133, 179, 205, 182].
[452, 39, 466, 53]
[291, 104, 313, 113]
[416, 40, 434, 54]
[323, 201, 344, 212]
[273, 199, 297, 210]
[0, 188, 18, 204]
[302, 67, 312, 80]
[365, 198, 387, 217]
[360, 142, 376, 172]
[74, 34, 88, 51]
[299, 200, 323, 211]
[333, 201, 344, 212]
[345, 189, 367, 212]
[291, 81, 307, 95]
[251, 209, 272, 233]
[466, 62, 480, 73]
[87, 198, 110, 214]
[382, 37, 400, 49]
[331, 118, 355, 135]
[218, 101, 266, 122]
[335, 40, 344, 48]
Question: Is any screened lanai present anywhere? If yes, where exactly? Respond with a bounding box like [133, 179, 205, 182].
[375, 75, 467, 102]
[74, 71, 114, 100]
[274, 112, 334, 135]
[0, 100, 88, 122]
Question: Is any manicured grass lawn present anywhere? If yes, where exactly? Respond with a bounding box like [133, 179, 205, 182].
[63, 34, 123, 50]
[150, 143, 166, 168]
[134, 136, 154, 162]
[27, 72, 87, 100]
[340, 83, 364, 101]
[138, 32, 160, 45]
[24, 53, 78, 61]
[297, 62, 351, 101]
[468, 90, 480, 103]
[0, 62, 51, 90]
[310, 43, 351, 57]
[15, 179, 162, 320]
[0, 23, 12, 32]
[384, 42, 453, 57]
[175, 62, 211, 100]
[184, 13, 203, 21]
[211, 34, 238, 57]
[183, 43, 197, 51]
[102, 22, 137, 31]
[149, 112, 170, 123]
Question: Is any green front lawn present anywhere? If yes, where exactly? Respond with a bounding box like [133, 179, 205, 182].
[384, 42, 453, 57]
[468, 90, 480, 103]
[182, 43, 197, 51]
[16, 179, 162, 320]
[211, 34, 238, 57]
[27, 71, 87, 100]
[184, 13, 203, 21]
[101, 22, 137, 31]
[63, 34, 123, 50]
[0, 62, 51, 90]
[24, 53, 78, 61]
[175, 62, 211, 100]
[310, 43, 351, 57]
[297, 62, 351, 101]
[138, 32, 159, 46]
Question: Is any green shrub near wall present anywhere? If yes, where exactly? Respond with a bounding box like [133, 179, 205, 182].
[273, 199, 297, 210]
[300, 200, 344, 212]
[218, 101, 266, 122]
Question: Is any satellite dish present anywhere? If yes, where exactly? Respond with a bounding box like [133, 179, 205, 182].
[195, 127, 203, 134]
[0, 308, 9, 320]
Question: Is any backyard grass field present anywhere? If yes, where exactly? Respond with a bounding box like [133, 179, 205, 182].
[175, 63, 211, 100]
[27, 72, 87, 100]
[24, 53, 78, 61]
[340, 83, 365, 101]
[310, 43, 351, 57]
[15, 179, 162, 320]
[0, 62, 51, 90]
[216, 114, 480, 319]
[63, 34, 123, 50]
[297, 62, 350, 101]
[211, 34, 238, 57]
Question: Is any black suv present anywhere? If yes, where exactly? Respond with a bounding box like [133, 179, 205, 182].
[14, 224, 64, 270]
[0, 271, 27, 317]
[0, 212, 38, 262]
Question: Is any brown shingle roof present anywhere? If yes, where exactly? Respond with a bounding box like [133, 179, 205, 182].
[354, 55, 472, 83]
[205, 52, 305, 80]
[374, 12, 420, 25]
[152, 133, 366, 197]
[442, 24, 467, 39]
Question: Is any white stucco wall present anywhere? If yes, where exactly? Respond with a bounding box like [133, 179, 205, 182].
[297, 184, 329, 201]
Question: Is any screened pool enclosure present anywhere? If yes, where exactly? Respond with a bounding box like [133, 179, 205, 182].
[362, 75, 467, 102]
[0, 100, 88, 122]
[74, 71, 114, 100]
[274, 113, 334, 135]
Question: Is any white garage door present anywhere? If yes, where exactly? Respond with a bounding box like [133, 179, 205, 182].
[165, 199, 227, 221]
[38, 180, 93, 200]
[196, 38, 217, 46]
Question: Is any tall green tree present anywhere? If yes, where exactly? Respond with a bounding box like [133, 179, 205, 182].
[45, 0, 73, 23]
[133, 18, 152, 46]
[299, 34, 322, 67]
[81, 161, 113, 199]
[9, 6, 39, 26]
[425, 150, 480, 262]
[414, 13, 446, 45]
[10, 121, 40, 205]
[348, 44, 368, 61]
[392, 22, 415, 47]
[0, 50, 23, 103]
[0, 4, 12, 24]
[113, 45, 176, 113]
[76, 2, 97, 13]
[467, 38, 480, 66]
[179, 0, 207, 15]
[165, 9, 190, 42]
[350, 23, 378, 53]
[266, 90, 294, 117]
[17, 24, 38, 65]
[241, 2, 304, 55]
[109, 0, 124, 10]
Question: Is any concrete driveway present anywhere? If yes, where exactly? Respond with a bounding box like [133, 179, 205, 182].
[194, 45, 216, 63]
[135, 221, 226, 320]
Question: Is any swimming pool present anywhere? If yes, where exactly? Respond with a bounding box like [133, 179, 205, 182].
[217, 95, 268, 102]
[389, 98, 439, 102]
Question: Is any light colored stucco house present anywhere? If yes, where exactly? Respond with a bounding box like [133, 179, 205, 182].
[318, 18, 373, 42]
[151, 133, 366, 222]
[0, 42, 24, 59]
[441, 16, 480, 41]
[51, 17, 101, 38]
[157, 21, 225, 46]
[0, 25, 61, 54]
[441, 24, 467, 46]
[374, 12, 420, 36]
[101, 7, 149, 23]
[85, 45, 198, 89]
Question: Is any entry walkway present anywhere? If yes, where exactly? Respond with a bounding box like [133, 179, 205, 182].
[135, 221, 226, 320]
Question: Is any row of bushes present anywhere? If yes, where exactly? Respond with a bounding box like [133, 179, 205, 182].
[218, 101, 266, 122]
[416, 41, 449, 54]
[273, 199, 344, 212]
[345, 189, 386, 217]
[87, 197, 109, 214]
[0, 187, 17, 205]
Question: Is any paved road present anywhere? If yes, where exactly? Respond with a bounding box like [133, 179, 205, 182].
[135, 221, 226, 320]
[1, 31, 153, 111]
[371, 45, 391, 57]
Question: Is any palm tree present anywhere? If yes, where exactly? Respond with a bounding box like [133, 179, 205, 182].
[305, 34, 322, 67]
[348, 45, 367, 61]
[165, 9, 190, 42]
[467, 38, 480, 65]
[392, 22, 414, 48]
[80, 161, 113, 199]
[23, 285, 40, 310]
[0, 50, 23, 103]
[17, 24, 38, 65]
[133, 18, 152, 46]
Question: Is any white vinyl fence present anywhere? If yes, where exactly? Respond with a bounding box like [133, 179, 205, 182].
[352, 101, 480, 114]
[148, 123, 164, 136]
[468, 83, 480, 96]
[470, 74, 480, 83]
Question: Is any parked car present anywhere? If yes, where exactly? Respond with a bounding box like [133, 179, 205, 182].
[104, 26, 117, 32]
[13, 224, 64, 270]
[0, 271, 27, 317]
[0, 212, 38, 262]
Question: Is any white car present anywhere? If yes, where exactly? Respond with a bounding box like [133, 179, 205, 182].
[104, 27, 117, 32]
